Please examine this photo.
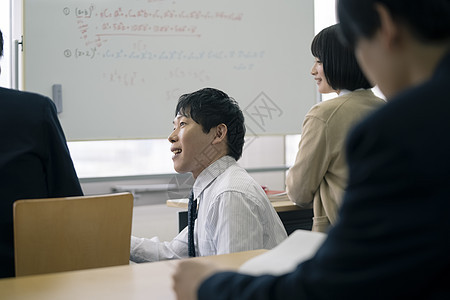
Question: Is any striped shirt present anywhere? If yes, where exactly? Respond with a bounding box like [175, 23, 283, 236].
[130, 155, 287, 262]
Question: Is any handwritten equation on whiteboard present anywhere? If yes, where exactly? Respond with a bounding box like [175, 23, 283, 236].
[59, 1, 265, 91]
[24, 0, 314, 139]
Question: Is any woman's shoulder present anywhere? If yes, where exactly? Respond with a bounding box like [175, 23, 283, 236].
[306, 90, 384, 122]
[306, 95, 346, 120]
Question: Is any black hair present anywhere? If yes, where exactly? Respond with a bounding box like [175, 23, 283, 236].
[337, 0, 450, 49]
[311, 24, 372, 91]
[0, 29, 3, 57]
[175, 87, 246, 160]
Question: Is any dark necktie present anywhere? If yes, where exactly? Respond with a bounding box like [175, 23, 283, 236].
[187, 190, 197, 257]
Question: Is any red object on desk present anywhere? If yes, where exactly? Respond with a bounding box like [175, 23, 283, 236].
[262, 186, 286, 195]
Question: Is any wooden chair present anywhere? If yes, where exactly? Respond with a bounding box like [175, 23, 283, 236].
[13, 192, 134, 276]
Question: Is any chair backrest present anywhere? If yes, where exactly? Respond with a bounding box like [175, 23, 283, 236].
[13, 192, 134, 276]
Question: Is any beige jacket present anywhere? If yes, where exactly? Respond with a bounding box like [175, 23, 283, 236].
[286, 89, 385, 232]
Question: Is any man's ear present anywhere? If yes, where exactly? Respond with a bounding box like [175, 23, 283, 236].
[212, 123, 227, 145]
[375, 3, 401, 50]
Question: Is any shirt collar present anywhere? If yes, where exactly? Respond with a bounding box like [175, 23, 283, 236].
[338, 88, 370, 97]
[338, 89, 352, 96]
[192, 155, 236, 199]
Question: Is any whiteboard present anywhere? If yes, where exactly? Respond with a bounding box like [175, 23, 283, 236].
[23, 0, 315, 140]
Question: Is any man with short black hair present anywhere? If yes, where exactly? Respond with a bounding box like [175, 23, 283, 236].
[130, 88, 287, 262]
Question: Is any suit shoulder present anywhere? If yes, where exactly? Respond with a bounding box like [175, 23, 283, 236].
[0, 87, 53, 106]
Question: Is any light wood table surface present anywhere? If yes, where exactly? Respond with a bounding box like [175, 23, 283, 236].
[0, 249, 267, 300]
[166, 198, 302, 212]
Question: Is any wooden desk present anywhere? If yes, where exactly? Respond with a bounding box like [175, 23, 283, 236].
[167, 199, 313, 234]
[0, 249, 267, 300]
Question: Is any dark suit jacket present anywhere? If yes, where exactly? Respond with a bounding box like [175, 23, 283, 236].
[198, 53, 450, 299]
[0, 87, 83, 278]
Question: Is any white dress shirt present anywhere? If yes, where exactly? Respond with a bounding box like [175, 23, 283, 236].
[130, 155, 287, 262]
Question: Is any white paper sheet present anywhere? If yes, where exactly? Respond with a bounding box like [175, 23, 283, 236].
[239, 229, 327, 276]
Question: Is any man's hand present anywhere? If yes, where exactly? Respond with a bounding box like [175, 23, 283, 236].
[172, 260, 223, 300]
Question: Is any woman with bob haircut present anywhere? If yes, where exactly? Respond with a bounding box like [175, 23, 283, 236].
[286, 23, 385, 232]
